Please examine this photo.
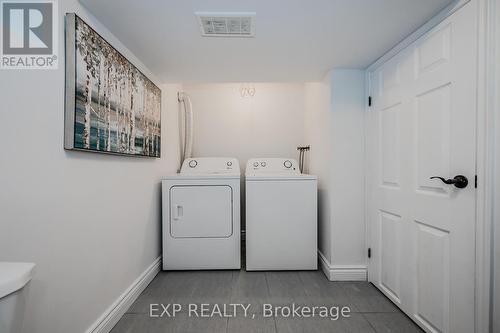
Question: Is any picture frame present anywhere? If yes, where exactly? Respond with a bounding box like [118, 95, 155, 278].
[64, 13, 161, 157]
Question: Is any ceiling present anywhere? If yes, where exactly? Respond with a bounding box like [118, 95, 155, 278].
[80, 0, 454, 83]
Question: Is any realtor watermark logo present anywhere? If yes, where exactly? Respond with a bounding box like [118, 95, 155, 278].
[1, 0, 58, 69]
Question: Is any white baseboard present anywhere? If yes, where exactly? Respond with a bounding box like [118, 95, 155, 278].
[85, 256, 162, 333]
[318, 251, 367, 281]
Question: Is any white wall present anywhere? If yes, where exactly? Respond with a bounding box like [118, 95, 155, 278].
[494, 107, 499, 333]
[329, 70, 366, 267]
[304, 69, 366, 279]
[493, 0, 500, 329]
[304, 78, 333, 262]
[493, 82, 499, 333]
[181, 83, 306, 171]
[0, 2, 180, 333]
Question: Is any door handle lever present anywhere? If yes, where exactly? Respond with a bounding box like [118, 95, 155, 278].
[430, 175, 468, 189]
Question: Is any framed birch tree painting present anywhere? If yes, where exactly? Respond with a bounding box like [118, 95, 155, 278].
[64, 13, 161, 157]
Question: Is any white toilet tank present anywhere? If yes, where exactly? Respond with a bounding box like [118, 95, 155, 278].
[0, 263, 35, 333]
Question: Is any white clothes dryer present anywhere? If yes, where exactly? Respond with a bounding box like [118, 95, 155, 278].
[162, 157, 240, 270]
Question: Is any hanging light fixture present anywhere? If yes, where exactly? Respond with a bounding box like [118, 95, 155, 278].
[240, 83, 256, 97]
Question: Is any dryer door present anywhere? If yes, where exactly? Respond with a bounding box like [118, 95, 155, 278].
[170, 185, 233, 238]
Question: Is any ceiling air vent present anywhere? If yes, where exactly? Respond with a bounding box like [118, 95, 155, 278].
[195, 12, 256, 37]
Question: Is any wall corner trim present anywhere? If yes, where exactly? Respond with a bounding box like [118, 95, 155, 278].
[85, 256, 162, 333]
[318, 251, 367, 281]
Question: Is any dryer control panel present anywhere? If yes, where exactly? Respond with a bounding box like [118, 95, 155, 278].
[245, 158, 300, 174]
[181, 157, 240, 174]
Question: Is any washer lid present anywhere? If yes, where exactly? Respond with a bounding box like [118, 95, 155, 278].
[0, 262, 35, 298]
[245, 173, 317, 181]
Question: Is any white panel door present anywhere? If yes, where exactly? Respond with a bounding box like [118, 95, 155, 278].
[170, 185, 233, 238]
[367, 3, 477, 333]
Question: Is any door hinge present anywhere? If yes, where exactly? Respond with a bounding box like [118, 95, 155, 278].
[475, 175, 477, 188]
[368, 96, 372, 107]
[368, 248, 371, 258]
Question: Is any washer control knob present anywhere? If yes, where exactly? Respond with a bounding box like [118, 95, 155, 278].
[261, 162, 266, 167]
[253, 162, 259, 167]
[284, 160, 292, 169]
[227, 161, 232, 167]
[188, 160, 198, 168]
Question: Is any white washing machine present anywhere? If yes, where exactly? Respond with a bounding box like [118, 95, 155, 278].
[162, 157, 240, 270]
[245, 158, 317, 271]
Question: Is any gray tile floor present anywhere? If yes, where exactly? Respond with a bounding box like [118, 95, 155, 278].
[111, 269, 424, 333]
